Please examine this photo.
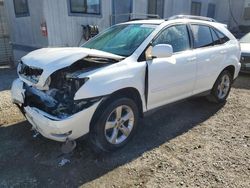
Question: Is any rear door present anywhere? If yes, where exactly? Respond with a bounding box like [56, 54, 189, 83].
[190, 24, 227, 94]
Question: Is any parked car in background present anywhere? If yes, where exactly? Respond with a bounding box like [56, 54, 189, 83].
[240, 32, 250, 73]
[11, 16, 241, 152]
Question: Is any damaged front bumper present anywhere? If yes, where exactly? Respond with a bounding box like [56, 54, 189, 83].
[11, 78, 101, 142]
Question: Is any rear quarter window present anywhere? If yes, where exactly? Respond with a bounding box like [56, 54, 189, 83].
[214, 29, 230, 44]
[210, 28, 221, 45]
[190, 24, 214, 48]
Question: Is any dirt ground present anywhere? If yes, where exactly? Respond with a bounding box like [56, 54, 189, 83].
[0, 66, 249, 188]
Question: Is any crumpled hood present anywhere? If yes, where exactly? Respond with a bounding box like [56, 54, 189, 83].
[20, 47, 124, 88]
[22, 47, 123, 69]
[240, 43, 250, 54]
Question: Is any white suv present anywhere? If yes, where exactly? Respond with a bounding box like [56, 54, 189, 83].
[11, 16, 241, 151]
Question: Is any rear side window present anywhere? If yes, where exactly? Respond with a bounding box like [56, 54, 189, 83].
[210, 28, 221, 45]
[215, 29, 230, 44]
[210, 28, 230, 45]
[191, 25, 213, 48]
[152, 24, 190, 53]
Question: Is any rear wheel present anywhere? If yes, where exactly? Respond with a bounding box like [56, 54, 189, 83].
[90, 97, 139, 152]
[207, 70, 232, 103]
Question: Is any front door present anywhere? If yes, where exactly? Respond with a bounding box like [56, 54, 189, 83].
[147, 24, 197, 110]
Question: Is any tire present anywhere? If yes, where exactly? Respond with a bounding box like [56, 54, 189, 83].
[207, 70, 233, 103]
[90, 97, 139, 152]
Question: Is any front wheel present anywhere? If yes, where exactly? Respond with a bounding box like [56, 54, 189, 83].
[207, 70, 233, 103]
[90, 97, 139, 152]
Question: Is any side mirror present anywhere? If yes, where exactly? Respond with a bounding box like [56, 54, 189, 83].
[151, 44, 173, 58]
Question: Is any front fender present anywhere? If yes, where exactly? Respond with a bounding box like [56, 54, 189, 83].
[74, 62, 146, 100]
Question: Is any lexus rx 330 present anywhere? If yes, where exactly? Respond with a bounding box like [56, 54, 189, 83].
[11, 16, 241, 151]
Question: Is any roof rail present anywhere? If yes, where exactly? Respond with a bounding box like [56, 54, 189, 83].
[167, 15, 216, 22]
[111, 13, 160, 20]
[110, 13, 161, 25]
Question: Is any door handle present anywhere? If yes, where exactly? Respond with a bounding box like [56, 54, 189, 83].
[187, 57, 197, 62]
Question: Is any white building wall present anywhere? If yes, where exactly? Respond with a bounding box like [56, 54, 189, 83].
[4, 0, 48, 64]
[4, 0, 48, 48]
[237, 0, 250, 27]
[164, 0, 174, 18]
[5, 0, 250, 65]
[133, 0, 249, 29]
[44, 0, 112, 47]
[172, 0, 191, 15]
[133, 0, 147, 17]
[133, 0, 192, 19]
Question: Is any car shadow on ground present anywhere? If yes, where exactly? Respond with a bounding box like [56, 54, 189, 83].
[233, 73, 250, 90]
[0, 98, 225, 187]
[0, 66, 17, 92]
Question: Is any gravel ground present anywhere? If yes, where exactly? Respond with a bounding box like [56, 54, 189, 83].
[0, 66, 249, 188]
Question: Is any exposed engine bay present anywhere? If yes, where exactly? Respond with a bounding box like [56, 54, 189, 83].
[21, 57, 117, 118]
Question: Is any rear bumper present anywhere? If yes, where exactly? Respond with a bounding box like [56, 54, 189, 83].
[11, 78, 100, 142]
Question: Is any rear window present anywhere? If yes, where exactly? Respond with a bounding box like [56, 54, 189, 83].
[191, 25, 214, 48]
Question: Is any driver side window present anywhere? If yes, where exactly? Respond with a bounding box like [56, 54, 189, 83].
[152, 24, 191, 53]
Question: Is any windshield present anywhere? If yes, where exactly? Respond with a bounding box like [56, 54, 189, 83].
[82, 24, 156, 57]
[240, 33, 250, 43]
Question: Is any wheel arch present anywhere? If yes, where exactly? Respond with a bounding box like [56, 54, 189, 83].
[89, 87, 144, 132]
[222, 65, 235, 79]
[212, 65, 235, 88]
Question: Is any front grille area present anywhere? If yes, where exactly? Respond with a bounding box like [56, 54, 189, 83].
[19, 62, 43, 76]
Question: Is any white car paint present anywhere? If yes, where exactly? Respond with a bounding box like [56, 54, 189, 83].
[147, 50, 197, 110]
[24, 102, 101, 142]
[11, 18, 241, 142]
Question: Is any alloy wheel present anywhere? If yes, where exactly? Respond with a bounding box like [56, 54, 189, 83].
[217, 74, 230, 99]
[104, 105, 135, 145]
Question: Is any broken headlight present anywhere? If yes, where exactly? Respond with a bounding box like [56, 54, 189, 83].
[18, 61, 43, 84]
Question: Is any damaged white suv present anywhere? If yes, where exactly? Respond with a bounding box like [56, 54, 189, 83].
[11, 16, 241, 151]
